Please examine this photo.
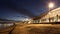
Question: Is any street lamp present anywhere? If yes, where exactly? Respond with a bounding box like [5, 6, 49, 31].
[48, 2, 54, 22]
[48, 2, 54, 9]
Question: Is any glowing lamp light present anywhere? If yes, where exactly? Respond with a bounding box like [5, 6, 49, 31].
[48, 2, 54, 8]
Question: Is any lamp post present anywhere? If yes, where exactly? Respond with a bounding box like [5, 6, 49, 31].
[56, 15, 58, 22]
[48, 2, 54, 22]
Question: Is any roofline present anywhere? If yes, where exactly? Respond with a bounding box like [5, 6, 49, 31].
[33, 7, 60, 20]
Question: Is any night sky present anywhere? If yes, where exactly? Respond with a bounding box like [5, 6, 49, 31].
[0, 0, 60, 21]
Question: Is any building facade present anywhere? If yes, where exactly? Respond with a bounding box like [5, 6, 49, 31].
[31, 7, 60, 23]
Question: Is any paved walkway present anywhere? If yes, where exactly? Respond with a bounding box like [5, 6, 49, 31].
[12, 24, 60, 34]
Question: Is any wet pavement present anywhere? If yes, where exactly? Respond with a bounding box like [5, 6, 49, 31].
[1, 24, 60, 34]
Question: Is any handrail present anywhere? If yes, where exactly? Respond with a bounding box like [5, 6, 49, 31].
[0, 23, 16, 34]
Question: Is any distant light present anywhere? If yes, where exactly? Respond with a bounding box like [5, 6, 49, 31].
[26, 18, 29, 21]
[48, 2, 54, 8]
